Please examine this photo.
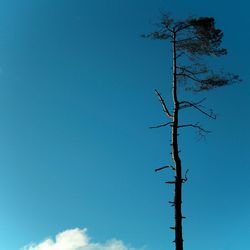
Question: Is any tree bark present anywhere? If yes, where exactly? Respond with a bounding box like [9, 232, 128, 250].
[172, 31, 183, 250]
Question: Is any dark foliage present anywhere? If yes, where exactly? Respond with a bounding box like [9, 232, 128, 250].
[143, 14, 240, 92]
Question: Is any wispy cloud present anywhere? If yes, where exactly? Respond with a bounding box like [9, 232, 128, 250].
[21, 228, 143, 250]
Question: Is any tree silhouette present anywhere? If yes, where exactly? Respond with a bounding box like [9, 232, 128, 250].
[143, 14, 240, 250]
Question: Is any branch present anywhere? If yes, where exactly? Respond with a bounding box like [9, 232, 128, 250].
[166, 26, 174, 33]
[154, 89, 173, 119]
[158, 11, 175, 33]
[177, 72, 203, 84]
[175, 23, 192, 32]
[179, 98, 206, 109]
[178, 123, 210, 133]
[178, 123, 210, 139]
[177, 66, 208, 76]
[179, 100, 216, 119]
[149, 122, 173, 129]
[166, 181, 176, 184]
[182, 169, 189, 183]
[169, 201, 175, 207]
[155, 165, 176, 172]
[176, 52, 185, 59]
[175, 37, 197, 43]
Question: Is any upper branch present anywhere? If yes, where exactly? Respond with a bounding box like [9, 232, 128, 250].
[177, 66, 208, 76]
[155, 89, 173, 119]
[175, 23, 192, 32]
[177, 72, 203, 84]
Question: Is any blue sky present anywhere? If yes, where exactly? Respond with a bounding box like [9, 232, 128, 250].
[0, 0, 249, 249]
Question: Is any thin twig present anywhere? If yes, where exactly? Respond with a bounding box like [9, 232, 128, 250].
[150, 122, 173, 129]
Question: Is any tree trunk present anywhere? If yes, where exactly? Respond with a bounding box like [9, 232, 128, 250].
[172, 31, 183, 250]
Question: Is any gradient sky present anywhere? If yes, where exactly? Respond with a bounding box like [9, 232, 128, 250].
[0, 0, 249, 249]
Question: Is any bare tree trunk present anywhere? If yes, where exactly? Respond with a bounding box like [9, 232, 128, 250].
[172, 31, 183, 250]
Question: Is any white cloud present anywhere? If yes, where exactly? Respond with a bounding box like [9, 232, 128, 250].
[21, 228, 142, 250]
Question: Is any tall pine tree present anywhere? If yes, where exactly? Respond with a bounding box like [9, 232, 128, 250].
[143, 14, 240, 250]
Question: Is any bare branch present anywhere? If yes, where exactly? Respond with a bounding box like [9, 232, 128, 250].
[178, 123, 210, 140]
[155, 165, 176, 172]
[150, 122, 173, 129]
[178, 123, 210, 133]
[179, 100, 216, 119]
[155, 89, 173, 119]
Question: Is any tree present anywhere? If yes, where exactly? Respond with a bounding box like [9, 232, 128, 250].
[143, 14, 240, 250]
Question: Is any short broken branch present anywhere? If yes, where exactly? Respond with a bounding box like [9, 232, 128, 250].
[155, 165, 176, 172]
[165, 181, 176, 184]
[154, 89, 173, 119]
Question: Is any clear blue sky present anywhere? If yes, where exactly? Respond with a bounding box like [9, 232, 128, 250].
[0, 0, 249, 249]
